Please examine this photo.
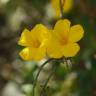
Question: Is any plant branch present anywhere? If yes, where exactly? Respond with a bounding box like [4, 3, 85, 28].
[32, 58, 53, 96]
[40, 66, 57, 96]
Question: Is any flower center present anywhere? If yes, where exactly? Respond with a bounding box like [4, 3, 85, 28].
[60, 37, 68, 45]
[33, 40, 41, 48]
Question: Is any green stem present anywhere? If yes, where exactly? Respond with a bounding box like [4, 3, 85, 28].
[40, 66, 57, 96]
[65, 58, 72, 72]
[32, 58, 53, 96]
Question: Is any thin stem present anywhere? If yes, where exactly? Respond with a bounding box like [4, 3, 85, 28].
[32, 58, 53, 96]
[40, 66, 57, 96]
[59, 0, 65, 18]
[65, 58, 72, 71]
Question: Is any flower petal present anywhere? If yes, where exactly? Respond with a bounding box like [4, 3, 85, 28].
[19, 46, 46, 61]
[51, 0, 60, 17]
[63, 0, 73, 13]
[54, 19, 71, 39]
[19, 47, 31, 60]
[31, 24, 50, 43]
[18, 24, 50, 48]
[47, 36, 63, 58]
[51, 0, 73, 18]
[62, 43, 80, 57]
[18, 29, 33, 46]
[68, 24, 84, 43]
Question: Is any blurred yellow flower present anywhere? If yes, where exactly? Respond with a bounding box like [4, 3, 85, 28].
[47, 19, 84, 58]
[18, 24, 50, 61]
[18, 19, 84, 61]
[51, 0, 73, 18]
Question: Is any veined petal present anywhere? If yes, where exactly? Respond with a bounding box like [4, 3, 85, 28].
[18, 29, 33, 46]
[62, 43, 80, 57]
[68, 25, 84, 43]
[19, 46, 46, 61]
[54, 19, 71, 39]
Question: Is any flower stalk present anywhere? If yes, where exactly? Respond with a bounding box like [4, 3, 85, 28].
[32, 58, 53, 96]
[40, 65, 57, 96]
[59, 0, 65, 18]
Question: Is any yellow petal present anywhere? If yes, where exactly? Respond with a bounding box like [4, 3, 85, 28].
[18, 24, 50, 48]
[31, 24, 50, 43]
[62, 43, 80, 57]
[18, 29, 33, 46]
[68, 25, 84, 43]
[47, 35, 63, 58]
[19, 46, 46, 61]
[33, 47, 46, 61]
[51, 0, 61, 18]
[54, 19, 71, 39]
[63, 0, 73, 13]
[51, 0, 73, 18]
[19, 47, 31, 60]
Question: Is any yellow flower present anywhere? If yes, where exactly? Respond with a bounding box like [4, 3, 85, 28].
[47, 19, 84, 58]
[51, 0, 73, 18]
[18, 24, 50, 61]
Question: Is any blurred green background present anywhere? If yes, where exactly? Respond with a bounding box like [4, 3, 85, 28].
[0, 0, 96, 96]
